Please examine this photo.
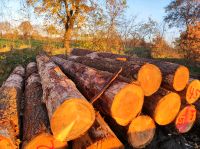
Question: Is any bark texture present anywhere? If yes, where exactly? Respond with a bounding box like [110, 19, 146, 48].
[22, 68, 49, 146]
[36, 54, 95, 141]
[72, 112, 124, 149]
[52, 56, 144, 126]
[70, 49, 189, 91]
[0, 65, 25, 148]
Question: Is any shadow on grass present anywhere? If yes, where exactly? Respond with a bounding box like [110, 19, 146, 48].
[0, 48, 43, 86]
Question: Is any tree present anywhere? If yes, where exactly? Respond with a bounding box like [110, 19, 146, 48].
[46, 25, 58, 38]
[179, 22, 200, 61]
[164, 0, 200, 29]
[0, 22, 11, 34]
[27, 0, 94, 54]
[18, 21, 33, 39]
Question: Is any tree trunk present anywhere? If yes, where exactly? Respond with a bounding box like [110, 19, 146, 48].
[64, 28, 72, 54]
[36, 54, 95, 142]
[72, 112, 124, 149]
[144, 88, 181, 125]
[22, 62, 67, 149]
[52, 56, 144, 126]
[0, 65, 25, 148]
[70, 49, 190, 92]
[65, 55, 162, 96]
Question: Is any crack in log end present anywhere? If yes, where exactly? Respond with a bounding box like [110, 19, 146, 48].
[175, 105, 196, 133]
[138, 63, 162, 96]
[154, 93, 181, 125]
[128, 115, 156, 148]
[111, 84, 144, 126]
[186, 80, 200, 104]
[24, 133, 67, 149]
[50, 98, 95, 142]
[0, 136, 15, 149]
[173, 66, 189, 91]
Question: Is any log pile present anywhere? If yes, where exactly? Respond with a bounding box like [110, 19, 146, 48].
[0, 48, 199, 149]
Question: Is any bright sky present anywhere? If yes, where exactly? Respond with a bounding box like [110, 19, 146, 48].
[0, 0, 180, 43]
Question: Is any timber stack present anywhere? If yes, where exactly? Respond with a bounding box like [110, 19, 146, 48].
[0, 48, 199, 149]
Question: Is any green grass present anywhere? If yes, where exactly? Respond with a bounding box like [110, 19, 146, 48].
[0, 48, 42, 86]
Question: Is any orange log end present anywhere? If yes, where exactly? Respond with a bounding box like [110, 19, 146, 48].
[173, 66, 189, 91]
[175, 105, 196, 133]
[186, 80, 200, 104]
[51, 98, 95, 141]
[154, 93, 181, 125]
[128, 115, 156, 148]
[111, 84, 144, 126]
[138, 63, 162, 96]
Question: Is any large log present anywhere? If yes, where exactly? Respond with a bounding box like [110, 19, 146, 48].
[66, 55, 162, 96]
[72, 112, 124, 149]
[52, 56, 144, 126]
[0, 66, 25, 148]
[70, 49, 190, 92]
[22, 62, 67, 149]
[36, 55, 95, 142]
[144, 88, 181, 125]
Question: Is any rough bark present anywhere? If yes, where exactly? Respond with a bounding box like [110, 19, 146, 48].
[64, 28, 72, 54]
[0, 65, 25, 148]
[52, 56, 144, 126]
[36, 54, 95, 141]
[66, 55, 162, 96]
[70, 49, 189, 91]
[144, 88, 181, 125]
[22, 63, 67, 148]
[25, 62, 37, 79]
[72, 112, 124, 149]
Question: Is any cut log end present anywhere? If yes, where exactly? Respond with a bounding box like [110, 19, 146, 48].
[111, 84, 144, 126]
[186, 79, 200, 104]
[0, 136, 15, 149]
[138, 63, 162, 96]
[128, 115, 156, 148]
[154, 93, 181, 125]
[24, 133, 67, 149]
[173, 66, 189, 91]
[88, 136, 123, 149]
[175, 105, 196, 133]
[51, 98, 95, 141]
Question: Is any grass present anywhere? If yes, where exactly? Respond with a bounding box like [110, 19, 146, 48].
[0, 48, 42, 86]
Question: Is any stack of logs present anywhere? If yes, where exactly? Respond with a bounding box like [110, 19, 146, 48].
[0, 48, 199, 149]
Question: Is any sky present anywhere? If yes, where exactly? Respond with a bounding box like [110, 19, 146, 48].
[0, 0, 180, 43]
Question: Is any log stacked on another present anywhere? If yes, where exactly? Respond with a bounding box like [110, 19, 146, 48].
[185, 79, 200, 104]
[36, 55, 95, 142]
[70, 49, 190, 92]
[73, 112, 124, 149]
[52, 56, 144, 126]
[0, 66, 25, 149]
[22, 62, 67, 149]
[144, 88, 181, 125]
[67, 55, 162, 96]
[175, 105, 199, 133]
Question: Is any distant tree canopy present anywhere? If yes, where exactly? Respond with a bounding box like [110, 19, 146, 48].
[27, 0, 127, 54]
[164, 0, 200, 29]
[19, 21, 33, 39]
[0, 22, 11, 34]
